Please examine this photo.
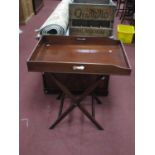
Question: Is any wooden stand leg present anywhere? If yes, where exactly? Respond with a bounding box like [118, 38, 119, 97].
[92, 95, 95, 117]
[56, 92, 63, 100]
[57, 94, 65, 118]
[49, 104, 76, 129]
[78, 104, 103, 130]
[94, 95, 102, 104]
[49, 74, 104, 130]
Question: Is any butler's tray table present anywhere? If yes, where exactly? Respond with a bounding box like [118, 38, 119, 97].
[27, 36, 131, 130]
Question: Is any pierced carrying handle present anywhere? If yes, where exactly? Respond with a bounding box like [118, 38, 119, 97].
[72, 65, 85, 70]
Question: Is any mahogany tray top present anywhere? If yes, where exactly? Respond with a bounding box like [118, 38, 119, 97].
[27, 36, 131, 75]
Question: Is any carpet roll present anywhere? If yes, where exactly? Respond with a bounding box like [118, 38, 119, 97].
[38, 0, 72, 37]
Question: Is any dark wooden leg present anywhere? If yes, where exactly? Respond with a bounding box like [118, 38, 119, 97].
[94, 95, 102, 104]
[74, 76, 104, 130]
[50, 74, 75, 100]
[49, 74, 104, 130]
[92, 95, 95, 117]
[77, 76, 104, 103]
[57, 94, 65, 118]
[56, 92, 63, 100]
[49, 104, 76, 129]
[77, 104, 103, 130]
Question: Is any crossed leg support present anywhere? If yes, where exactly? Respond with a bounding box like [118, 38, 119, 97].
[49, 74, 104, 130]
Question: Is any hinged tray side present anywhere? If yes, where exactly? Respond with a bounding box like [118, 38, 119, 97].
[42, 35, 119, 45]
[27, 37, 44, 62]
[27, 61, 131, 75]
[120, 41, 132, 70]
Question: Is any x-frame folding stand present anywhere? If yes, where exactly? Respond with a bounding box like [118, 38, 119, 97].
[49, 74, 104, 130]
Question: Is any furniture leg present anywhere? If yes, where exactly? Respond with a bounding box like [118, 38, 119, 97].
[56, 92, 63, 100]
[57, 94, 65, 118]
[77, 76, 104, 103]
[92, 94, 95, 117]
[49, 74, 104, 130]
[94, 95, 102, 104]
[77, 104, 103, 130]
[49, 104, 76, 129]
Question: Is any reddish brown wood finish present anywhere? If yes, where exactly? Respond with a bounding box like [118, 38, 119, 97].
[27, 36, 131, 75]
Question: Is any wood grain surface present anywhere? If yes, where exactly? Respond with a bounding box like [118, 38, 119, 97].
[27, 36, 131, 75]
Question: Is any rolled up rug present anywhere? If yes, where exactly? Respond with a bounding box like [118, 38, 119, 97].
[37, 0, 72, 38]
